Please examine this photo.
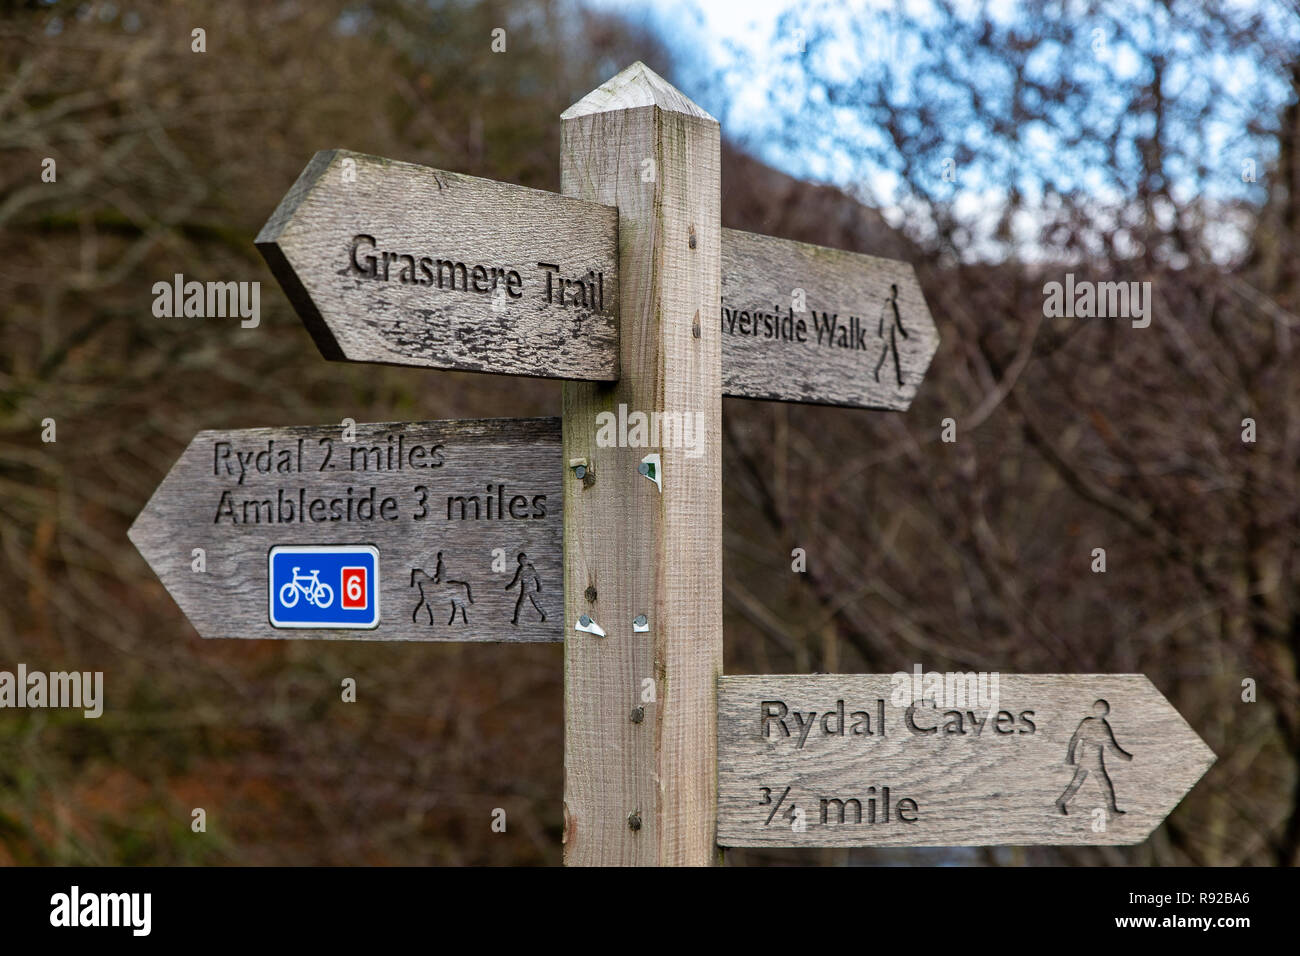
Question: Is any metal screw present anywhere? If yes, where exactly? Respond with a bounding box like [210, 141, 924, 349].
[628, 810, 642, 831]
[575, 614, 607, 637]
[574, 464, 586, 480]
[633, 614, 648, 633]
[631, 706, 644, 723]
[584, 585, 597, 603]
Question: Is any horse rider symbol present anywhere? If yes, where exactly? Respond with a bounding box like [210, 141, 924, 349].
[410, 552, 473, 625]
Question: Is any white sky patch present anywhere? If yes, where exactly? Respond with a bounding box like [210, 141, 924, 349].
[586, 0, 1284, 262]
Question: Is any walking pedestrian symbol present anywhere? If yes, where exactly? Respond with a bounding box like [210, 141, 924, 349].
[874, 283, 910, 388]
[505, 552, 546, 625]
[1056, 699, 1133, 816]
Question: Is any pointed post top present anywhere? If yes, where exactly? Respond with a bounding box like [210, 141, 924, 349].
[562, 61, 716, 122]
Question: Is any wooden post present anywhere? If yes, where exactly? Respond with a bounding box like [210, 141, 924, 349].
[559, 62, 722, 865]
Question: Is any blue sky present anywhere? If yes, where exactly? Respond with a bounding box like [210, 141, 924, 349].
[586, 0, 1298, 262]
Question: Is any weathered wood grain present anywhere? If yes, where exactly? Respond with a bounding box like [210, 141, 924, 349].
[560, 62, 723, 865]
[128, 418, 562, 642]
[720, 228, 939, 409]
[255, 149, 939, 408]
[256, 150, 619, 382]
[718, 674, 1215, 847]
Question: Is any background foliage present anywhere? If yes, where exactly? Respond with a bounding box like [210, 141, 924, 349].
[1, 0, 1296, 865]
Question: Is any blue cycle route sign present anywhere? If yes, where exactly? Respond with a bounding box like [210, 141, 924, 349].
[268, 545, 380, 629]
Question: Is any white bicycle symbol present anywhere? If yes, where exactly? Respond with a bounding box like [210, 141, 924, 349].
[279, 566, 334, 609]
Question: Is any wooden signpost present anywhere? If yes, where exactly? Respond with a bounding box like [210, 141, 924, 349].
[129, 418, 562, 642]
[721, 229, 938, 410]
[255, 150, 619, 382]
[130, 61, 1213, 865]
[717, 674, 1215, 847]
[253, 152, 939, 410]
[558, 64, 723, 866]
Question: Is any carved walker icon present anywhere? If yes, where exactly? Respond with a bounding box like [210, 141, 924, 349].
[1056, 699, 1134, 816]
[505, 552, 546, 625]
